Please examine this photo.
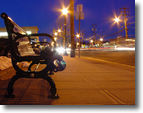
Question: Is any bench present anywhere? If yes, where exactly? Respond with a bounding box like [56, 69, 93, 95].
[1, 13, 66, 99]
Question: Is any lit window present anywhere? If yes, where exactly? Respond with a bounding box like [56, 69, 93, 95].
[26, 31, 32, 35]
[0, 32, 8, 36]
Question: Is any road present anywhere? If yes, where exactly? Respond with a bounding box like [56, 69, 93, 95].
[75, 50, 135, 66]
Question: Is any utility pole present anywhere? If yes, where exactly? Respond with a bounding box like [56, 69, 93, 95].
[92, 24, 97, 45]
[64, 14, 67, 50]
[120, 8, 130, 45]
[70, 0, 75, 57]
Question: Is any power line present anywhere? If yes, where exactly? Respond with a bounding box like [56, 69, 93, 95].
[103, 29, 125, 38]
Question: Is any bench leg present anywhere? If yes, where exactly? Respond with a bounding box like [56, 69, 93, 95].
[4, 74, 20, 98]
[4, 74, 59, 99]
[42, 75, 59, 99]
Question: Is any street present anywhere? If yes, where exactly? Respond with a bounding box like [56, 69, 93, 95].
[75, 50, 135, 66]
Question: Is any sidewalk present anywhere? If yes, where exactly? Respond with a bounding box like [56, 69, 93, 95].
[0, 56, 12, 71]
[0, 56, 135, 105]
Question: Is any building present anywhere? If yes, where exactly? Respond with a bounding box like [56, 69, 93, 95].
[0, 26, 39, 43]
[110, 36, 135, 46]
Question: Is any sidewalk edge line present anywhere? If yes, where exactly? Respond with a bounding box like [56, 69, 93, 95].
[80, 56, 135, 69]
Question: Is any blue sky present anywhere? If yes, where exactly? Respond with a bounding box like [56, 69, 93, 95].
[0, 0, 135, 41]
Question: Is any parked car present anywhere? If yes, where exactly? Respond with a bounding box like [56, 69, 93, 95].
[0, 38, 11, 58]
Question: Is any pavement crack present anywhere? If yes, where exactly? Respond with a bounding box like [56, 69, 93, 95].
[100, 89, 127, 105]
[82, 76, 93, 82]
[14, 79, 33, 104]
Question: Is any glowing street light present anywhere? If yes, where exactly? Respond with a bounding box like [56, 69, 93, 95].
[90, 40, 93, 46]
[76, 33, 81, 51]
[114, 17, 120, 23]
[54, 37, 57, 41]
[51, 41, 54, 46]
[58, 29, 61, 33]
[54, 32, 58, 36]
[69, 44, 71, 47]
[76, 34, 80, 38]
[90, 40, 93, 43]
[100, 38, 103, 42]
[62, 8, 69, 15]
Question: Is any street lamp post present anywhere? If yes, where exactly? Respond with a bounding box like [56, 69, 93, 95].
[62, 8, 68, 56]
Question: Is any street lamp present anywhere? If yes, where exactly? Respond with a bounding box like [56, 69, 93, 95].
[100, 38, 103, 42]
[90, 40, 93, 47]
[114, 17, 120, 23]
[62, 8, 68, 15]
[68, 44, 71, 47]
[90, 40, 93, 44]
[100, 38, 103, 46]
[76, 33, 80, 44]
[51, 41, 54, 48]
[54, 32, 58, 36]
[90, 40, 93, 43]
[54, 37, 57, 41]
[76, 34, 80, 38]
[55, 29, 63, 44]
[62, 7, 69, 56]
[58, 29, 61, 33]
[76, 42, 79, 46]
[76, 33, 81, 57]
[57, 29, 62, 46]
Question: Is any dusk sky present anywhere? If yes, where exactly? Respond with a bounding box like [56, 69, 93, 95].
[0, 0, 135, 42]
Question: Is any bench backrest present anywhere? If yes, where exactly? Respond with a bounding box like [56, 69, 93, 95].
[1, 13, 37, 57]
